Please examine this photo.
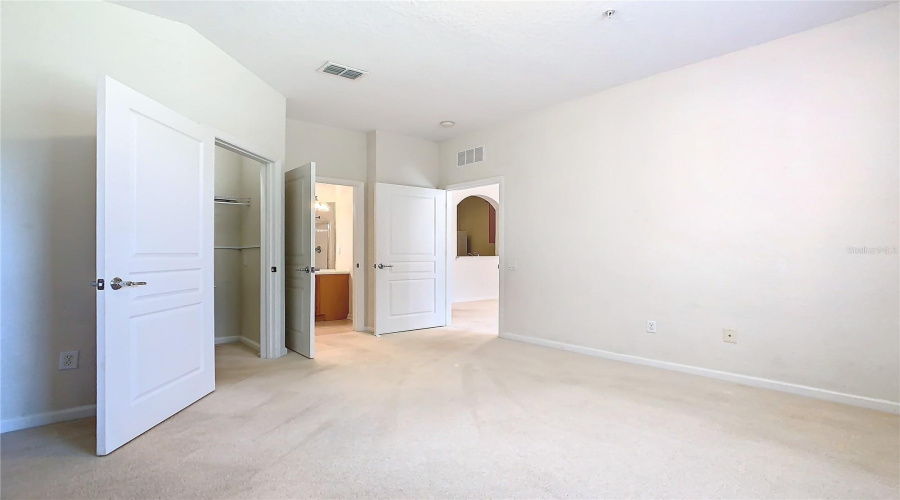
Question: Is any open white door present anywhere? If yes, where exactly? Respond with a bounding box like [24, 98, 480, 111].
[374, 183, 447, 335]
[96, 77, 215, 456]
[284, 163, 316, 358]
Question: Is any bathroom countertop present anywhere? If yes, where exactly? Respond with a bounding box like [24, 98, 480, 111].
[316, 269, 350, 275]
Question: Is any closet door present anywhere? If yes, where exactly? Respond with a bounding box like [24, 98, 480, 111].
[96, 76, 215, 455]
[284, 163, 316, 358]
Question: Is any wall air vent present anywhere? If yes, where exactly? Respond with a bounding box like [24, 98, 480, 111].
[318, 61, 368, 80]
[457, 146, 485, 167]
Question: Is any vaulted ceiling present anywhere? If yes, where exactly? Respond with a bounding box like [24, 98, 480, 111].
[116, 1, 891, 140]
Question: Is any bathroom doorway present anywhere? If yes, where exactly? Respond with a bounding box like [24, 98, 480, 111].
[313, 178, 365, 338]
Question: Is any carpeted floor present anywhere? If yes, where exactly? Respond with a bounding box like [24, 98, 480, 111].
[2, 299, 898, 499]
[315, 319, 355, 336]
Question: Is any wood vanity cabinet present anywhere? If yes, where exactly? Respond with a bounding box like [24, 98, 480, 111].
[315, 273, 350, 321]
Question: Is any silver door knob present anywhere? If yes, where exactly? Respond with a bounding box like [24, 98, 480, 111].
[110, 278, 147, 290]
[377, 264, 394, 269]
[296, 267, 320, 274]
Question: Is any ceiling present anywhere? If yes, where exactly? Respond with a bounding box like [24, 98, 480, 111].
[115, 1, 891, 141]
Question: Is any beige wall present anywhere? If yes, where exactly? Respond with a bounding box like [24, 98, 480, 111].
[439, 6, 900, 404]
[239, 157, 263, 345]
[213, 149, 262, 345]
[1, 1, 286, 426]
[214, 147, 245, 341]
[457, 197, 495, 257]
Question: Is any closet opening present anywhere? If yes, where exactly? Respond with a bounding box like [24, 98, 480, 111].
[213, 144, 267, 359]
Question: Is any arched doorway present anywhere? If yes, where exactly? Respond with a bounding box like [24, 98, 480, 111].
[448, 183, 501, 334]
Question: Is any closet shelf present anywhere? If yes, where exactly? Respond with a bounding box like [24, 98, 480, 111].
[215, 245, 261, 250]
[214, 196, 251, 206]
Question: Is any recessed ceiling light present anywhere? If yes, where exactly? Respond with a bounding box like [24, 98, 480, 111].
[604, 9, 615, 18]
[440, 121, 456, 128]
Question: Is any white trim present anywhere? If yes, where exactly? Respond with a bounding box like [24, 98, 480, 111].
[1, 405, 97, 434]
[215, 336, 240, 345]
[239, 336, 261, 352]
[315, 176, 366, 333]
[442, 177, 505, 334]
[499, 332, 900, 414]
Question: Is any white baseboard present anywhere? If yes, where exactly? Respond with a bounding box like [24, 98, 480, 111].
[362, 327, 374, 334]
[239, 336, 260, 351]
[1, 404, 96, 434]
[499, 332, 900, 415]
[5, 336, 265, 433]
[216, 336, 260, 352]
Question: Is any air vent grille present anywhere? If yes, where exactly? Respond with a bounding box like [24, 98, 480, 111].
[457, 146, 485, 167]
[340, 69, 364, 80]
[318, 61, 367, 80]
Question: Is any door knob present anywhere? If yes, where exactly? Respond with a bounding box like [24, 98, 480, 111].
[296, 267, 320, 274]
[110, 278, 147, 290]
[377, 263, 394, 269]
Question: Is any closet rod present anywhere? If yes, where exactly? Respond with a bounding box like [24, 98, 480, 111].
[214, 245, 261, 250]
[214, 196, 251, 206]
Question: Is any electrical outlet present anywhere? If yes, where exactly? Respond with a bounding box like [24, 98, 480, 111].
[59, 351, 79, 370]
[646, 320, 657, 333]
[723, 329, 737, 344]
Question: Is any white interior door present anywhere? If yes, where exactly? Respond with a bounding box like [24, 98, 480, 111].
[96, 77, 215, 456]
[284, 163, 316, 358]
[375, 183, 447, 335]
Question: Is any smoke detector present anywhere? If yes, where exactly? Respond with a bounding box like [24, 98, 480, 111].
[318, 61, 368, 80]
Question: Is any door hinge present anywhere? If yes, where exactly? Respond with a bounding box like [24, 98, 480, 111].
[92, 278, 105, 290]
[271, 267, 277, 273]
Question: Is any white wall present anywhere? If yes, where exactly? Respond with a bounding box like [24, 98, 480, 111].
[449, 184, 501, 303]
[285, 119, 367, 181]
[439, 6, 900, 406]
[1, 1, 286, 429]
[452, 257, 500, 303]
[373, 130, 440, 188]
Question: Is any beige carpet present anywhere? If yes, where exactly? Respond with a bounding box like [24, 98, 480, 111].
[2, 299, 898, 499]
[315, 319, 354, 336]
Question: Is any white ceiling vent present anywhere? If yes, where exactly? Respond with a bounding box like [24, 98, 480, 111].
[457, 146, 485, 167]
[318, 61, 367, 80]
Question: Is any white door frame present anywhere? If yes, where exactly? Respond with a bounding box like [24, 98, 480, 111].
[213, 136, 285, 359]
[316, 176, 366, 333]
[442, 176, 505, 335]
